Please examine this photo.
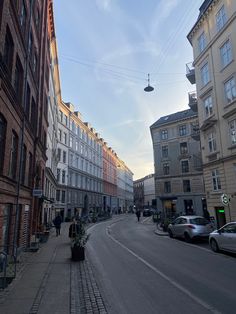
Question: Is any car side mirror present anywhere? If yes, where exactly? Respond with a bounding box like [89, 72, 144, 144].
[218, 229, 222, 234]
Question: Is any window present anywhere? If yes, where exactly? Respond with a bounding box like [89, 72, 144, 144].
[9, 131, 18, 179]
[28, 152, 33, 186]
[183, 180, 191, 192]
[25, 83, 31, 119]
[62, 170, 66, 184]
[14, 56, 24, 102]
[57, 148, 61, 161]
[58, 129, 62, 142]
[181, 160, 189, 173]
[3, 26, 14, 72]
[162, 145, 168, 158]
[63, 132, 67, 145]
[163, 163, 169, 175]
[208, 132, 217, 153]
[161, 129, 168, 140]
[63, 151, 66, 163]
[229, 119, 236, 145]
[63, 114, 68, 126]
[0, 114, 7, 173]
[179, 125, 187, 136]
[30, 98, 37, 134]
[198, 32, 206, 53]
[212, 169, 221, 190]
[56, 190, 60, 202]
[59, 110, 63, 122]
[61, 191, 66, 203]
[180, 142, 188, 155]
[19, 1, 27, 30]
[164, 182, 171, 193]
[216, 5, 227, 32]
[201, 63, 210, 86]
[224, 77, 236, 103]
[204, 96, 213, 118]
[20, 144, 27, 184]
[220, 40, 232, 68]
[57, 168, 60, 182]
[69, 136, 73, 148]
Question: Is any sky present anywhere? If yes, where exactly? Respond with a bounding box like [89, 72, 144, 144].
[53, 0, 203, 180]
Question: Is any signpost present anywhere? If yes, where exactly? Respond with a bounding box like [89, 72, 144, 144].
[220, 194, 232, 221]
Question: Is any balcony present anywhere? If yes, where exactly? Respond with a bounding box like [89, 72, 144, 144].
[186, 62, 196, 84]
[188, 91, 198, 112]
[191, 123, 200, 141]
[200, 116, 217, 131]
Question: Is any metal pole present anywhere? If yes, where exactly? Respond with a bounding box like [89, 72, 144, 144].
[13, 0, 35, 259]
[228, 202, 232, 222]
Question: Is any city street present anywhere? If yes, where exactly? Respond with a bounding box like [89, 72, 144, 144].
[87, 215, 236, 314]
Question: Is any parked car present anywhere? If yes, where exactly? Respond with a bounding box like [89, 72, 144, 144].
[143, 209, 152, 217]
[167, 215, 214, 242]
[209, 222, 236, 254]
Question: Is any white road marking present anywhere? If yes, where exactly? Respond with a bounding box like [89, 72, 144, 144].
[106, 226, 222, 314]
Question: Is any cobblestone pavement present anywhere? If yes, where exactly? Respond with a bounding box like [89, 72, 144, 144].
[71, 260, 108, 314]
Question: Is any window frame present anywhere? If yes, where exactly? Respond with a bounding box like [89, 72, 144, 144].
[198, 31, 206, 53]
[216, 5, 227, 32]
[224, 77, 236, 103]
[212, 169, 221, 191]
[229, 119, 236, 145]
[203, 95, 213, 118]
[201, 62, 210, 86]
[161, 129, 168, 140]
[183, 179, 191, 192]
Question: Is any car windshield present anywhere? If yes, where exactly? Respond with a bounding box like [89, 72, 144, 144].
[190, 217, 209, 225]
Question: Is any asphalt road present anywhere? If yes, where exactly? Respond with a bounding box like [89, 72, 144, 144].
[87, 215, 236, 314]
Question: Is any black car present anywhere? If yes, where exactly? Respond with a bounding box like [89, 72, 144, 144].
[142, 209, 152, 217]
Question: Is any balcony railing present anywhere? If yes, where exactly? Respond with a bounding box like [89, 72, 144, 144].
[188, 91, 198, 112]
[186, 62, 196, 84]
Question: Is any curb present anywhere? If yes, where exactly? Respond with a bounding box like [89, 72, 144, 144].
[154, 230, 168, 236]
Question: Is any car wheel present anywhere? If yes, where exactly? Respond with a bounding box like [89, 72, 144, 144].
[184, 232, 192, 243]
[210, 239, 219, 252]
[168, 229, 173, 238]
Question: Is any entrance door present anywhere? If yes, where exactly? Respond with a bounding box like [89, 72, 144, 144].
[184, 200, 193, 215]
[215, 207, 226, 228]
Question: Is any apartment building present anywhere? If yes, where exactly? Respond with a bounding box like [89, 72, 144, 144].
[187, 0, 236, 226]
[150, 109, 206, 218]
[0, 0, 50, 252]
[55, 102, 103, 220]
[134, 174, 155, 209]
[42, 2, 60, 226]
[102, 143, 117, 213]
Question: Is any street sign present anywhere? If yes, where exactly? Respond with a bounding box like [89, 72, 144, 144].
[221, 194, 229, 206]
[33, 189, 43, 197]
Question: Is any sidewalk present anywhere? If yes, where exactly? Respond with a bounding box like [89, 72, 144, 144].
[0, 223, 107, 314]
[154, 223, 168, 236]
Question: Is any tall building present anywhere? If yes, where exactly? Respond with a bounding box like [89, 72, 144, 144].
[134, 174, 155, 209]
[42, 1, 60, 226]
[102, 143, 117, 213]
[55, 102, 103, 220]
[150, 109, 206, 218]
[187, 0, 236, 227]
[0, 0, 50, 253]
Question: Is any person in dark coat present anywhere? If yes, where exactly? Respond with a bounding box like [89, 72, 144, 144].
[136, 209, 141, 222]
[54, 214, 62, 236]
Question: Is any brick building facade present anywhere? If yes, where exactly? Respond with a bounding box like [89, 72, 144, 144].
[0, 0, 50, 254]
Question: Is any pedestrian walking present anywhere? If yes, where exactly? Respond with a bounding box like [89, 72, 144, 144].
[136, 209, 141, 222]
[53, 214, 62, 236]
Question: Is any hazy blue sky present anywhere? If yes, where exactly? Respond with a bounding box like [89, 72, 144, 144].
[54, 0, 202, 180]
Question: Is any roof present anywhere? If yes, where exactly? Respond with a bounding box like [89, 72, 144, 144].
[187, 0, 214, 43]
[150, 109, 197, 129]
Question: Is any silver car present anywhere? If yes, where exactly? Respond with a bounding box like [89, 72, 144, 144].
[209, 222, 236, 253]
[168, 215, 214, 242]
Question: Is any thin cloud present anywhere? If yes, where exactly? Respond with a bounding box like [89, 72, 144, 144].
[95, 0, 112, 11]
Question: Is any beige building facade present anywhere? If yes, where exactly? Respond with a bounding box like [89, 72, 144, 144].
[187, 0, 236, 227]
[150, 109, 206, 219]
